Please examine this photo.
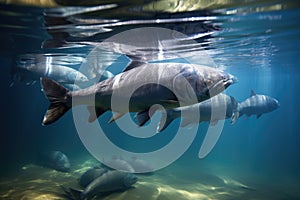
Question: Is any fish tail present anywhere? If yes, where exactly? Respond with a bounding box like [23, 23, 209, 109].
[157, 110, 178, 133]
[40, 77, 72, 125]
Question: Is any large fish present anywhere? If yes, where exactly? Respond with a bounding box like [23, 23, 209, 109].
[40, 63, 236, 125]
[67, 170, 137, 200]
[155, 93, 239, 132]
[237, 90, 280, 119]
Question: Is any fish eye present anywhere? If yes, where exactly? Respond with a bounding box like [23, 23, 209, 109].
[206, 79, 213, 85]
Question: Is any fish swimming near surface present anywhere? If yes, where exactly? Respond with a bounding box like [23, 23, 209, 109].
[155, 93, 239, 132]
[11, 53, 115, 89]
[36, 150, 71, 172]
[12, 61, 89, 86]
[237, 90, 280, 119]
[79, 167, 108, 188]
[66, 170, 138, 200]
[40, 62, 237, 125]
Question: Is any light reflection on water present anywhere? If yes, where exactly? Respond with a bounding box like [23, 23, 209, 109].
[0, 1, 296, 75]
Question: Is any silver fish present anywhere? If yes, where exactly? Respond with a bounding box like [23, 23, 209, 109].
[13, 63, 89, 85]
[40, 63, 236, 125]
[237, 90, 280, 119]
[155, 93, 239, 132]
[67, 170, 137, 200]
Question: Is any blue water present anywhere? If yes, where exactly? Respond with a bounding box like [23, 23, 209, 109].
[1, 1, 300, 199]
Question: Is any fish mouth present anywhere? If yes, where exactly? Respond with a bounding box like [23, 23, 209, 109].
[275, 99, 280, 107]
[207, 74, 237, 97]
[229, 74, 238, 84]
[223, 74, 238, 89]
[223, 79, 233, 89]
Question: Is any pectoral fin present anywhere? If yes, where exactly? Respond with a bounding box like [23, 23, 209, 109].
[136, 106, 160, 127]
[157, 110, 177, 133]
[109, 112, 125, 123]
[256, 114, 262, 119]
[136, 110, 151, 126]
[87, 106, 106, 122]
[230, 112, 239, 125]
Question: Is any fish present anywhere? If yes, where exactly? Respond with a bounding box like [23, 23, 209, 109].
[220, 176, 256, 191]
[11, 53, 114, 88]
[126, 157, 154, 174]
[40, 62, 237, 125]
[237, 90, 280, 119]
[156, 93, 239, 132]
[12, 62, 89, 86]
[36, 150, 71, 172]
[79, 167, 108, 188]
[102, 157, 135, 173]
[67, 170, 137, 200]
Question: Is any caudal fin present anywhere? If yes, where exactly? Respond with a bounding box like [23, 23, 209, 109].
[40, 77, 71, 125]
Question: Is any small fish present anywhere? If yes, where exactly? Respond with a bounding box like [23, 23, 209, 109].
[126, 157, 154, 174]
[237, 90, 280, 119]
[36, 150, 70, 172]
[12, 63, 89, 85]
[102, 157, 135, 173]
[156, 93, 239, 132]
[66, 170, 137, 200]
[40, 63, 236, 125]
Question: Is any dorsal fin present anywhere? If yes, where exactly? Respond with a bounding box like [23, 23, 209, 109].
[122, 55, 146, 72]
[250, 90, 256, 97]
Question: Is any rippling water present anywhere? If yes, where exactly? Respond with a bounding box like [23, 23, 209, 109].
[1, 1, 300, 200]
[1, 1, 299, 70]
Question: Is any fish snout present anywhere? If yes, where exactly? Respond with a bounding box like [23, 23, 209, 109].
[229, 73, 238, 84]
[223, 73, 238, 88]
[275, 99, 280, 108]
[131, 175, 138, 183]
[206, 72, 237, 97]
[124, 173, 138, 187]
